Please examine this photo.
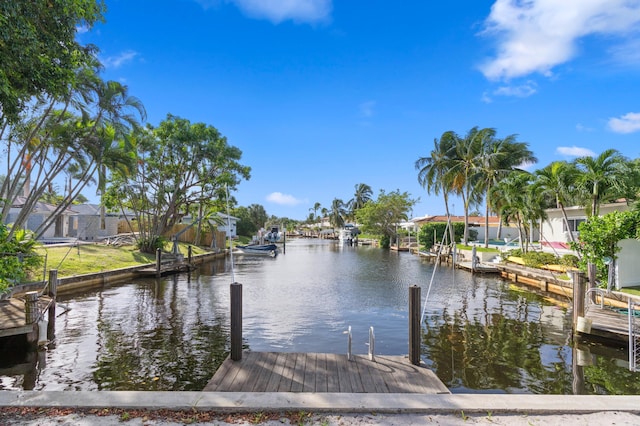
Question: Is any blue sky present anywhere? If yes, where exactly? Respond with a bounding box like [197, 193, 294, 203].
[80, 0, 640, 220]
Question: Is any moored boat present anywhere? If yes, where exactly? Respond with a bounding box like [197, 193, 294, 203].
[235, 243, 278, 257]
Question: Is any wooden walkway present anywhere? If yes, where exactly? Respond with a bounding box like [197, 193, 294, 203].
[583, 307, 630, 342]
[0, 296, 50, 338]
[203, 352, 450, 394]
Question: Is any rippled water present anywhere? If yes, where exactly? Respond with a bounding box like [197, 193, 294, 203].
[1, 239, 638, 394]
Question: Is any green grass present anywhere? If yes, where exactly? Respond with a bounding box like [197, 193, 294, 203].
[33, 243, 211, 279]
[621, 287, 640, 297]
[456, 244, 500, 253]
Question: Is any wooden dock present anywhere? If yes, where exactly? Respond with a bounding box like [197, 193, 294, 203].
[0, 296, 50, 339]
[582, 307, 630, 342]
[204, 352, 450, 394]
[455, 261, 499, 274]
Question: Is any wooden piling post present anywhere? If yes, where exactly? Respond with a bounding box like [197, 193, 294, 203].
[24, 291, 39, 324]
[409, 285, 421, 365]
[188, 245, 192, 265]
[572, 270, 587, 331]
[47, 269, 57, 341]
[156, 248, 162, 277]
[230, 282, 243, 361]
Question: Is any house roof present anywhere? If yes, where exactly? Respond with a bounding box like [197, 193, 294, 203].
[413, 215, 501, 226]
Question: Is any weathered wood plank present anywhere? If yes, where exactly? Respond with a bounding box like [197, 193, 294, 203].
[290, 352, 306, 392]
[264, 352, 286, 392]
[314, 353, 329, 392]
[302, 353, 317, 392]
[205, 352, 450, 394]
[277, 352, 297, 392]
[325, 353, 340, 392]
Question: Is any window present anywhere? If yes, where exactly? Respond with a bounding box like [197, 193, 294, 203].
[563, 218, 585, 233]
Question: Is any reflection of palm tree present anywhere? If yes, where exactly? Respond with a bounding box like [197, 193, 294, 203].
[329, 198, 346, 229]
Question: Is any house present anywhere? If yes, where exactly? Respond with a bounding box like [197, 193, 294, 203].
[5, 196, 74, 240]
[216, 213, 239, 239]
[67, 204, 129, 241]
[412, 214, 521, 243]
[540, 201, 631, 247]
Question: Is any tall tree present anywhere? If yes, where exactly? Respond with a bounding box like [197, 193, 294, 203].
[355, 189, 417, 248]
[415, 132, 457, 245]
[533, 161, 579, 244]
[476, 133, 536, 247]
[328, 198, 347, 229]
[105, 114, 251, 252]
[574, 149, 634, 217]
[349, 183, 373, 218]
[445, 127, 488, 244]
[0, 1, 105, 121]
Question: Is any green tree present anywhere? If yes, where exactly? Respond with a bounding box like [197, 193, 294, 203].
[0, 1, 105, 121]
[328, 198, 347, 229]
[349, 183, 373, 219]
[415, 132, 457, 246]
[355, 189, 417, 248]
[571, 210, 640, 283]
[575, 149, 634, 217]
[0, 224, 41, 293]
[534, 161, 579, 245]
[106, 114, 250, 252]
[476, 133, 536, 247]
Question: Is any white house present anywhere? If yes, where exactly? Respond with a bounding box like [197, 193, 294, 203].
[216, 212, 239, 238]
[540, 201, 631, 247]
[5, 197, 73, 240]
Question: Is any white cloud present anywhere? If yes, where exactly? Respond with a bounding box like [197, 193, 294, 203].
[198, 0, 332, 24]
[359, 100, 376, 118]
[556, 146, 596, 157]
[101, 50, 138, 69]
[480, 0, 640, 80]
[608, 112, 640, 133]
[266, 192, 306, 205]
[575, 123, 594, 132]
[492, 81, 537, 98]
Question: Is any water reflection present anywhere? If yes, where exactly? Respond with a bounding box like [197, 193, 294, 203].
[1, 239, 639, 394]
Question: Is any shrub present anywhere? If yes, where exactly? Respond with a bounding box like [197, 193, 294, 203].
[502, 248, 523, 260]
[0, 225, 42, 293]
[559, 254, 579, 268]
[136, 235, 167, 253]
[522, 251, 558, 268]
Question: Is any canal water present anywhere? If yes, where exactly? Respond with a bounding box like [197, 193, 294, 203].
[1, 238, 639, 394]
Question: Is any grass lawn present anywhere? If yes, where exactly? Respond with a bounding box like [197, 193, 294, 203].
[33, 243, 211, 279]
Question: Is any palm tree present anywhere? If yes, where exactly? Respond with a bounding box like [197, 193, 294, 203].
[309, 202, 321, 226]
[476, 133, 536, 247]
[489, 171, 542, 252]
[574, 149, 632, 217]
[533, 161, 579, 244]
[350, 183, 373, 218]
[445, 127, 489, 244]
[415, 132, 457, 245]
[328, 198, 346, 229]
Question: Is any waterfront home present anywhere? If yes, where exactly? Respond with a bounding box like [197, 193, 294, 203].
[412, 214, 522, 244]
[539, 201, 631, 248]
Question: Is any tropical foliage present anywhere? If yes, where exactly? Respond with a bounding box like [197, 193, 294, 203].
[0, 224, 41, 293]
[104, 115, 250, 252]
[355, 189, 417, 248]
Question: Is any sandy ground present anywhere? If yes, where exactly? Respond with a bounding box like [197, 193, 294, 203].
[2, 410, 640, 426]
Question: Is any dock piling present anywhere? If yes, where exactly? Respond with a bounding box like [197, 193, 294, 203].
[47, 269, 57, 341]
[409, 285, 421, 365]
[230, 282, 242, 361]
[572, 270, 587, 334]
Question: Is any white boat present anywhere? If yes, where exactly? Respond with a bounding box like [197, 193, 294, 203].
[263, 226, 282, 243]
[338, 224, 358, 245]
[236, 244, 278, 257]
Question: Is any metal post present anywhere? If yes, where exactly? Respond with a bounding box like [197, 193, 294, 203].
[47, 269, 57, 341]
[347, 325, 353, 361]
[409, 285, 421, 365]
[368, 326, 375, 361]
[230, 282, 243, 361]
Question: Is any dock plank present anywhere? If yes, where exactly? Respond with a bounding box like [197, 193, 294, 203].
[205, 352, 450, 394]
